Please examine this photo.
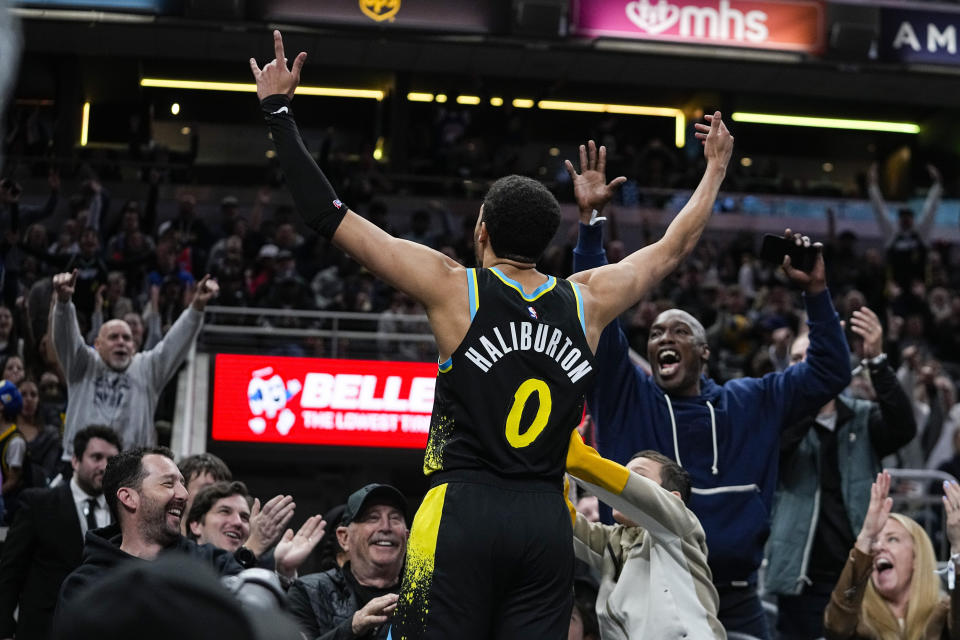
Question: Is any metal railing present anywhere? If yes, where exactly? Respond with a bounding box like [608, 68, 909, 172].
[199, 305, 436, 359]
[888, 468, 959, 559]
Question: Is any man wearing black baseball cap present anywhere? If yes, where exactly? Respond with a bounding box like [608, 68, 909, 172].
[288, 484, 408, 639]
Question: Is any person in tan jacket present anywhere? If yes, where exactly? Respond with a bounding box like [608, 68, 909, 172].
[825, 471, 960, 640]
[565, 431, 725, 639]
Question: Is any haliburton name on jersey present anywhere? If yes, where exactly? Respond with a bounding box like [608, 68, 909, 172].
[463, 321, 593, 383]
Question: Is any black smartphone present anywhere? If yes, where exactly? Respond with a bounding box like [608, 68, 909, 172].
[760, 234, 818, 273]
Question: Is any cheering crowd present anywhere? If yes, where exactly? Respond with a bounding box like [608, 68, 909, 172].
[0, 40, 959, 636]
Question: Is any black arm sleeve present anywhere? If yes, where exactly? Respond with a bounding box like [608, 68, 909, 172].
[868, 361, 918, 459]
[261, 94, 347, 239]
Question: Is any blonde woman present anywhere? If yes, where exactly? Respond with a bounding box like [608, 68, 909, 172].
[825, 471, 960, 639]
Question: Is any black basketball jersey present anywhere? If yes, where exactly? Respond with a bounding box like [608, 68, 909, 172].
[423, 267, 596, 481]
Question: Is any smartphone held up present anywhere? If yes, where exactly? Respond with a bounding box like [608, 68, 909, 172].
[759, 234, 818, 273]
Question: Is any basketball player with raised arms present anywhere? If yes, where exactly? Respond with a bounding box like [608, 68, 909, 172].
[250, 30, 733, 640]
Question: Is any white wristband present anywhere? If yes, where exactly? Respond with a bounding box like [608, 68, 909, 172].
[588, 209, 606, 226]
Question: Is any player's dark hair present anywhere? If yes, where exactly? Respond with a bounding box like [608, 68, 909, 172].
[630, 449, 692, 505]
[73, 425, 122, 459]
[185, 481, 251, 541]
[103, 446, 175, 523]
[481, 175, 561, 263]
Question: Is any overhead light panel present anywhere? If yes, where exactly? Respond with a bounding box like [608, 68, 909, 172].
[512, 99, 535, 109]
[731, 112, 920, 134]
[80, 101, 90, 146]
[538, 100, 606, 113]
[490, 97, 504, 107]
[457, 95, 481, 105]
[141, 78, 384, 101]
[537, 100, 686, 147]
[407, 92, 434, 102]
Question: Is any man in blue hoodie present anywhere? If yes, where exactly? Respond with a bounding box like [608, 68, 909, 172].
[570, 173, 851, 639]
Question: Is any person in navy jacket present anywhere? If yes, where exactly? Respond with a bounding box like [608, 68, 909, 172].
[571, 178, 850, 639]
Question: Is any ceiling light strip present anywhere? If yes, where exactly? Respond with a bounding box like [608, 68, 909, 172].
[140, 78, 384, 101]
[731, 112, 920, 134]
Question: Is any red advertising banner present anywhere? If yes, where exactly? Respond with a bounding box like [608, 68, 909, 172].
[572, 0, 825, 53]
[211, 354, 437, 449]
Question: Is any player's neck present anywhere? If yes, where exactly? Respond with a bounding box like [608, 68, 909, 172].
[487, 260, 550, 293]
[486, 259, 539, 277]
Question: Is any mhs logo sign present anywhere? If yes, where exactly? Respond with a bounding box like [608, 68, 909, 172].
[573, 0, 823, 53]
[359, 0, 400, 22]
[625, 0, 769, 42]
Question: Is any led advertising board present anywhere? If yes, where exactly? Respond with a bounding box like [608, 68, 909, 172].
[211, 354, 437, 449]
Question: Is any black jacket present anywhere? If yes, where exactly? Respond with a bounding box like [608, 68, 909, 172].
[781, 359, 916, 460]
[287, 565, 392, 640]
[57, 523, 245, 613]
[0, 483, 83, 640]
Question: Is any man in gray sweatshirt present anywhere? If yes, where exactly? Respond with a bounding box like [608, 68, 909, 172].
[50, 269, 218, 463]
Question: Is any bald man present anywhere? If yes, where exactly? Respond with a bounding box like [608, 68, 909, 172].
[571, 186, 852, 638]
[50, 270, 219, 464]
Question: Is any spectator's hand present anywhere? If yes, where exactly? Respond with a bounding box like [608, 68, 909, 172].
[868, 162, 879, 186]
[887, 313, 904, 342]
[93, 285, 106, 312]
[919, 363, 937, 386]
[780, 228, 826, 296]
[856, 471, 892, 555]
[245, 494, 296, 557]
[351, 593, 399, 636]
[850, 306, 883, 359]
[249, 30, 306, 102]
[53, 270, 78, 303]
[564, 140, 626, 222]
[695, 111, 734, 171]
[928, 164, 942, 184]
[257, 186, 272, 206]
[943, 481, 960, 555]
[901, 344, 919, 370]
[190, 274, 220, 311]
[772, 327, 794, 354]
[147, 284, 160, 312]
[274, 514, 326, 578]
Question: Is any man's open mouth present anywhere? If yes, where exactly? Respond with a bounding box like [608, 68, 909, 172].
[658, 349, 681, 377]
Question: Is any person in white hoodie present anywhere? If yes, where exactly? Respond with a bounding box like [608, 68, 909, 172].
[566, 431, 725, 639]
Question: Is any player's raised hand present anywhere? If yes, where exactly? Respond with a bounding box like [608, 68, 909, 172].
[694, 111, 733, 170]
[249, 30, 307, 101]
[564, 140, 626, 223]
